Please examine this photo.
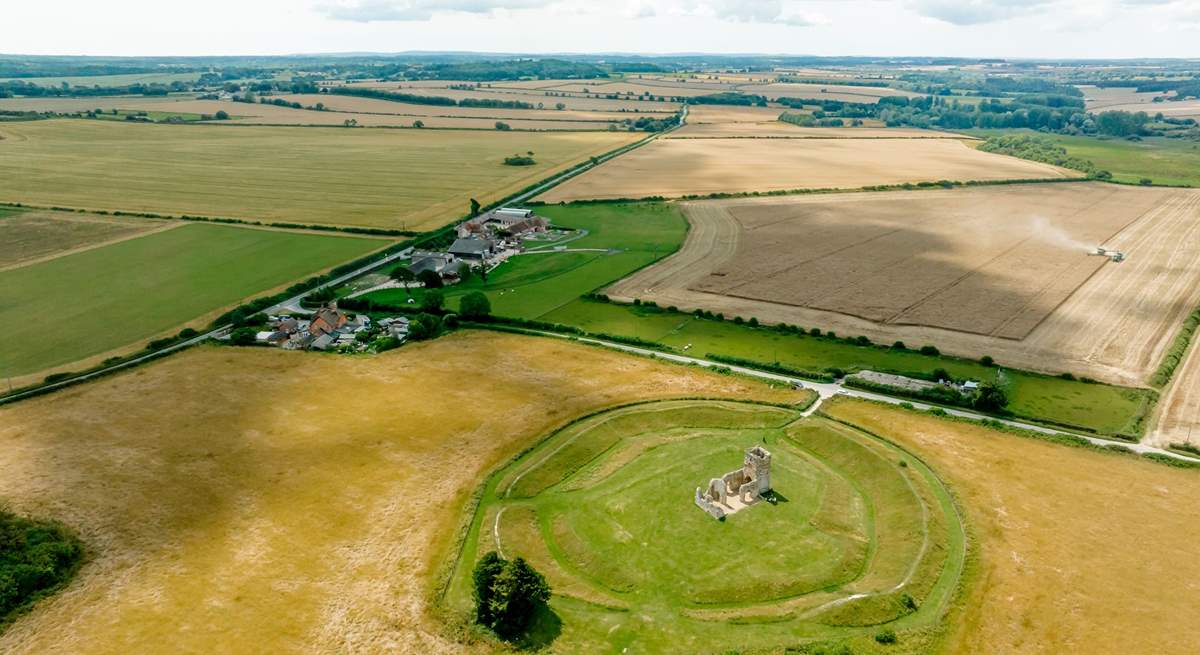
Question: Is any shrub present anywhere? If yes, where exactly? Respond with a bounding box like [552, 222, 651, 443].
[733, 316, 744, 325]
[748, 317, 759, 327]
[417, 269, 443, 289]
[420, 290, 445, 313]
[875, 628, 897, 644]
[892, 341, 907, 350]
[0, 510, 84, 624]
[980, 355, 995, 367]
[810, 328, 822, 337]
[178, 327, 199, 339]
[230, 327, 258, 346]
[919, 345, 940, 356]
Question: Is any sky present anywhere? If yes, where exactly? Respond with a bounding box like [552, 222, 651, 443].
[6, 0, 1200, 59]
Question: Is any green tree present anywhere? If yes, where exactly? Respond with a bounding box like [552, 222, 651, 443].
[494, 121, 511, 131]
[472, 554, 551, 639]
[214, 110, 230, 120]
[972, 384, 1009, 412]
[407, 313, 442, 341]
[420, 289, 445, 313]
[457, 262, 473, 284]
[472, 551, 505, 625]
[413, 119, 424, 128]
[469, 198, 482, 217]
[417, 269, 443, 289]
[230, 327, 258, 346]
[460, 291, 491, 319]
[390, 265, 416, 296]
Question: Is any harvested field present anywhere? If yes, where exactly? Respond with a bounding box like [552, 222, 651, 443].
[671, 123, 967, 138]
[347, 82, 680, 112]
[736, 82, 920, 103]
[0, 96, 618, 130]
[0, 119, 641, 230]
[825, 398, 1200, 655]
[537, 138, 1076, 202]
[1149, 338, 1200, 447]
[0, 208, 176, 270]
[685, 104, 787, 123]
[278, 93, 633, 123]
[608, 183, 1200, 384]
[0, 333, 803, 654]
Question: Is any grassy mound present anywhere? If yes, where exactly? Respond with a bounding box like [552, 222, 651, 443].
[443, 399, 965, 653]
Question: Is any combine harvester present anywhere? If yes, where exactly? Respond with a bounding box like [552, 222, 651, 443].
[1090, 246, 1126, 263]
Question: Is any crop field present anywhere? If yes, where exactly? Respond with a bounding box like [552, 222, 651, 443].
[364, 203, 686, 317]
[0, 71, 202, 86]
[347, 82, 681, 113]
[825, 398, 1200, 654]
[0, 208, 176, 270]
[607, 183, 1200, 385]
[0, 333, 803, 654]
[536, 137, 1077, 202]
[278, 93, 639, 122]
[735, 82, 920, 103]
[1150, 338, 1200, 447]
[1078, 85, 1200, 117]
[0, 222, 385, 379]
[446, 400, 964, 654]
[684, 104, 786, 123]
[0, 95, 620, 130]
[0, 120, 641, 230]
[671, 123, 966, 138]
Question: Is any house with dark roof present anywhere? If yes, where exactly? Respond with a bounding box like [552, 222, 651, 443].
[448, 238, 493, 260]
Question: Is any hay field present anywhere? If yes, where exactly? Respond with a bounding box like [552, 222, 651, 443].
[607, 183, 1200, 384]
[825, 398, 1200, 655]
[0, 120, 641, 230]
[0, 96, 618, 130]
[537, 137, 1076, 202]
[278, 93, 633, 122]
[684, 104, 786, 123]
[348, 82, 680, 112]
[736, 82, 920, 103]
[0, 221, 386, 380]
[0, 209, 176, 270]
[0, 333, 803, 654]
[672, 123, 966, 138]
[1149, 340, 1200, 447]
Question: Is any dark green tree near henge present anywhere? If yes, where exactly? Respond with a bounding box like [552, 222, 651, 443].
[471, 552, 551, 639]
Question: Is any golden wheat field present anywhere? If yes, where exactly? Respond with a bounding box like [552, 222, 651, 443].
[0, 333, 804, 654]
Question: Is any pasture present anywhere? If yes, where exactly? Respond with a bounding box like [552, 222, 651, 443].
[446, 399, 963, 653]
[1046, 134, 1200, 187]
[607, 183, 1200, 386]
[539, 300, 1152, 437]
[0, 332, 803, 654]
[0, 120, 641, 230]
[825, 398, 1200, 655]
[0, 222, 385, 378]
[536, 137, 1077, 202]
[364, 203, 686, 318]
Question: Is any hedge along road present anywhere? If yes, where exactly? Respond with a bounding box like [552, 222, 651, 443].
[0, 116, 685, 405]
[518, 328, 1200, 465]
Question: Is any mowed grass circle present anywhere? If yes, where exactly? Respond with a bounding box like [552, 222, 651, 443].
[445, 400, 966, 653]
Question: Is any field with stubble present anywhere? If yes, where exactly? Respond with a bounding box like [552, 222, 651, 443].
[536, 137, 1077, 202]
[609, 183, 1200, 385]
[824, 398, 1200, 655]
[0, 120, 641, 230]
[0, 332, 804, 655]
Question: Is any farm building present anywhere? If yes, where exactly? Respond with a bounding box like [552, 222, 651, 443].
[456, 206, 549, 239]
[448, 238, 494, 260]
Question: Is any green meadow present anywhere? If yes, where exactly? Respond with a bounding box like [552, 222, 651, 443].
[0, 223, 385, 376]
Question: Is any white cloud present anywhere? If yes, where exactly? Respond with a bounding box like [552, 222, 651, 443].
[909, 0, 1053, 25]
[318, 0, 554, 22]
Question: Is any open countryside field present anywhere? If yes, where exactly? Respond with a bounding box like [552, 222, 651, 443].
[736, 82, 920, 103]
[279, 93, 637, 122]
[0, 208, 177, 270]
[1044, 134, 1200, 187]
[0, 95, 620, 130]
[0, 120, 642, 230]
[1078, 85, 1200, 118]
[1149, 338, 1200, 447]
[537, 138, 1077, 202]
[447, 400, 963, 653]
[608, 183, 1200, 385]
[0, 333, 804, 655]
[672, 122, 964, 138]
[825, 398, 1200, 655]
[0, 221, 385, 380]
[0, 71, 202, 86]
[347, 82, 681, 112]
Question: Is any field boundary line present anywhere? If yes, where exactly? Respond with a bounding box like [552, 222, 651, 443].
[0, 219, 184, 273]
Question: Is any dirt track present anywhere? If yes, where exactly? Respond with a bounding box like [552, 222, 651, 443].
[609, 184, 1200, 384]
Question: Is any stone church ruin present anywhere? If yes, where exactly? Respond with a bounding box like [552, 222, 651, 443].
[694, 446, 772, 520]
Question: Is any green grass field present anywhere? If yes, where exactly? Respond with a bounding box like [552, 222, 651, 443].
[0, 223, 385, 376]
[366, 203, 685, 317]
[446, 400, 964, 653]
[0, 72, 203, 87]
[0, 120, 640, 230]
[966, 129, 1200, 187]
[541, 300, 1152, 437]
